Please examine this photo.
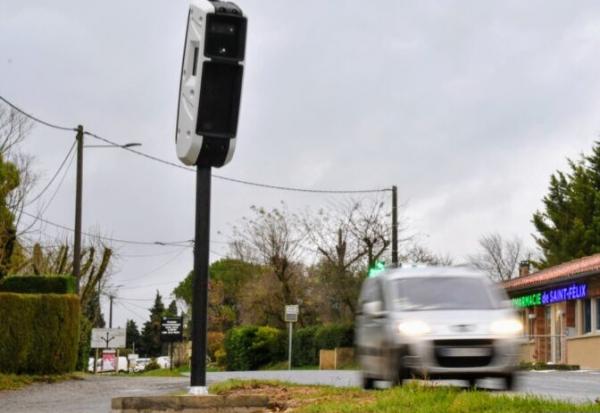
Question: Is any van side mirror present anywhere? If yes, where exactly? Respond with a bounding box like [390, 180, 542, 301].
[363, 300, 385, 318]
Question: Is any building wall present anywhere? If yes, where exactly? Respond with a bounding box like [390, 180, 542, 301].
[519, 341, 535, 363]
[566, 335, 600, 368]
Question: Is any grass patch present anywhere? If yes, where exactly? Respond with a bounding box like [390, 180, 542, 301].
[259, 361, 357, 371]
[0, 372, 84, 391]
[259, 361, 319, 371]
[209, 379, 600, 413]
[518, 361, 580, 371]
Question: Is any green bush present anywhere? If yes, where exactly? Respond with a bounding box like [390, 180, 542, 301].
[315, 323, 354, 350]
[224, 326, 286, 370]
[252, 326, 285, 367]
[0, 292, 80, 374]
[145, 358, 160, 371]
[75, 317, 92, 371]
[0, 276, 76, 294]
[292, 326, 319, 366]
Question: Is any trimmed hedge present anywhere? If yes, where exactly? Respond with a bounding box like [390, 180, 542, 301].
[315, 323, 354, 350]
[0, 292, 80, 374]
[292, 325, 319, 366]
[0, 276, 76, 294]
[292, 324, 354, 367]
[223, 323, 354, 370]
[224, 326, 285, 370]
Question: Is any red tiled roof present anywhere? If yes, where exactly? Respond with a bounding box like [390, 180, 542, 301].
[503, 253, 600, 292]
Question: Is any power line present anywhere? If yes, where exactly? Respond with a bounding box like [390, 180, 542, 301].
[113, 296, 154, 302]
[1, 94, 392, 195]
[0, 95, 77, 132]
[115, 301, 147, 321]
[26, 141, 76, 206]
[20, 210, 193, 247]
[119, 279, 181, 290]
[85, 130, 389, 194]
[117, 247, 188, 283]
[40, 144, 77, 215]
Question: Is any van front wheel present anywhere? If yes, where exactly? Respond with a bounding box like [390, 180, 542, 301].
[362, 375, 376, 390]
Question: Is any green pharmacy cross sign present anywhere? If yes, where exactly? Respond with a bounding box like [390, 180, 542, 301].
[368, 261, 386, 278]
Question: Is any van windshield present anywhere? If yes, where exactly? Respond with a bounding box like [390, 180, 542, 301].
[393, 276, 500, 311]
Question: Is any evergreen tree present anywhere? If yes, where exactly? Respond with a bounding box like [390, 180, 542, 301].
[140, 291, 166, 357]
[84, 289, 106, 328]
[166, 300, 178, 317]
[533, 141, 600, 267]
[126, 319, 141, 352]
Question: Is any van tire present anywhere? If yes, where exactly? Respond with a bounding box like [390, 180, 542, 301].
[362, 375, 376, 390]
[503, 373, 516, 391]
[390, 348, 409, 387]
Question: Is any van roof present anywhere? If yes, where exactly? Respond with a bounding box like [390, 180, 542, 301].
[380, 265, 488, 280]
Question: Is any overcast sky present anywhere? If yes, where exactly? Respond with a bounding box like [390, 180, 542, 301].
[2, 0, 600, 328]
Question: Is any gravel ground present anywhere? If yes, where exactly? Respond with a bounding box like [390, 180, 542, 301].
[2, 370, 600, 412]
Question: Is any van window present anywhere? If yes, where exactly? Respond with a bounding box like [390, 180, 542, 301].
[360, 278, 383, 305]
[393, 276, 500, 311]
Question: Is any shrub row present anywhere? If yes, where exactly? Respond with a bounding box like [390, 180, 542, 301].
[224, 326, 285, 370]
[0, 292, 80, 374]
[0, 275, 76, 294]
[223, 323, 353, 370]
[293, 323, 353, 367]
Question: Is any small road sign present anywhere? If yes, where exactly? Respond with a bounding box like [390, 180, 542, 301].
[91, 328, 126, 349]
[285, 305, 299, 323]
[160, 317, 184, 342]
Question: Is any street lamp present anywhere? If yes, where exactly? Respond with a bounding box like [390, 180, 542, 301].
[84, 143, 142, 149]
[72, 126, 142, 292]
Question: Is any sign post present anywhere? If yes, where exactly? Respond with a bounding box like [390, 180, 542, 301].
[90, 328, 126, 373]
[284, 305, 299, 370]
[161, 316, 184, 371]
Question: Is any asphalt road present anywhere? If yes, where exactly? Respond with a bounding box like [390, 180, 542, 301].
[2, 370, 600, 413]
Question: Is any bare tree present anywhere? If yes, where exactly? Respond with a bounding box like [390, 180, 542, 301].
[468, 233, 528, 281]
[230, 204, 306, 323]
[301, 197, 402, 320]
[402, 244, 453, 266]
[0, 105, 39, 240]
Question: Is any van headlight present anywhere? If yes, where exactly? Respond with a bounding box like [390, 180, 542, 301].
[398, 320, 431, 336]
[490, 319, 523, 336]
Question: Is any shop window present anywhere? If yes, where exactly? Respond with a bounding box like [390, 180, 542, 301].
[583, 299, 592, 334]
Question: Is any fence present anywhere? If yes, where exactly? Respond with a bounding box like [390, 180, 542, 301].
[519, 335, 567, 364]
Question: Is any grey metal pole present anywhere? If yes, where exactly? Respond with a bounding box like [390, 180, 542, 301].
[288, 322, 292, 370]
[109, 295, 113, 329]
[190, 166, 211, 393]
[73, 125, 84, 292]
[392, 185, 398, 267]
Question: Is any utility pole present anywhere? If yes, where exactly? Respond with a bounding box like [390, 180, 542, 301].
[190, 166, 211, 392]
[109, 294, 114, 329]
[392, 185, 398, 268]
[73, 125, 84, 292]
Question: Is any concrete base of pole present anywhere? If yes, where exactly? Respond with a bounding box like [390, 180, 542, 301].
[188, 386, 209, 396]
[111, 394, 268, 413]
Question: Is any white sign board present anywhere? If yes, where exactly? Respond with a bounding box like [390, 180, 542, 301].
[91, 328, 126, 349]
[285, 305, 299, 322]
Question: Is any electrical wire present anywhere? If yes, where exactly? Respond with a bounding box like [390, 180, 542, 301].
[1, 95, 392, 194]
[20, 210, 194, 246]
[39, 144, 77, 215]
[113, 296, 154, 302]
[119, 279, 181, 290]
[26, 141, 76, 206]
[0, 95, 77, 132]
[116, 247, 189, 283]
[115, 300, 147, 321]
